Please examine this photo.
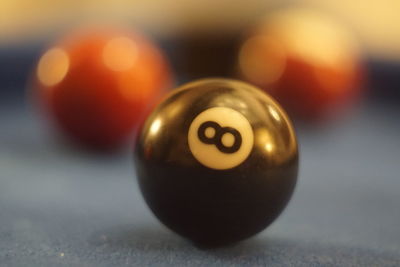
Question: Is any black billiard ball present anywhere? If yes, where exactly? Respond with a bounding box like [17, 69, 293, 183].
[134, 79, 298, 247]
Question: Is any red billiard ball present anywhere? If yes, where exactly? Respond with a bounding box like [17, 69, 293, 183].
[34, 28, 173, 150]
[238, 8, 364, 121]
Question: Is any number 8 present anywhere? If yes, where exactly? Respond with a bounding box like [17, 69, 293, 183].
[197, 121, 242, 154]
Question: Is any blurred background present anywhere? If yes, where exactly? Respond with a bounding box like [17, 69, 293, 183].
[0, 0, 399, 265]
[1, 0, 400, 102]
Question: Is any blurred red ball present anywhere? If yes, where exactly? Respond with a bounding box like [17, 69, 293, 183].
[34, 28, 173, 150]
[238, 9, 364, 121]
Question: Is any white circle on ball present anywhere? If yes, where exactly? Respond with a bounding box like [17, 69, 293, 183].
[188, 107, 254, 170]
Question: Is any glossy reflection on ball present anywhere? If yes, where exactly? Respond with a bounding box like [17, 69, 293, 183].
[134, 79, 298, 246]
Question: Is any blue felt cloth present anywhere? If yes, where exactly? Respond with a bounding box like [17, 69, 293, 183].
[0, 103, 399, 266]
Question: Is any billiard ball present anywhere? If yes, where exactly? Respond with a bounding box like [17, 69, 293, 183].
[34, 28, 173, 150]
[165, 0, 268, 80]
[238, 8, 363, 121]
[174, 33, 241, 80]
[134, 79, 298, 246]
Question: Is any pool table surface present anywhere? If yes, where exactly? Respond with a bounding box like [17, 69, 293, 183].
[0, 98, 399, 266]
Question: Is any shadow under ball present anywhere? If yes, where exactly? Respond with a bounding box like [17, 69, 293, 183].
[134, 79, 298, 247]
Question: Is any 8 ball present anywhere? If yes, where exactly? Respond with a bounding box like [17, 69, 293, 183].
[134, 79, 298, 246]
